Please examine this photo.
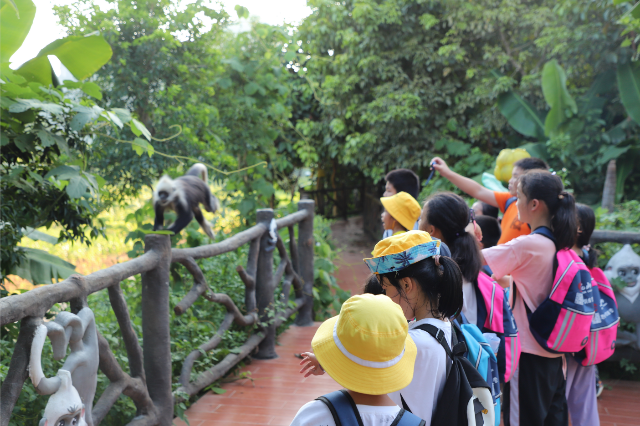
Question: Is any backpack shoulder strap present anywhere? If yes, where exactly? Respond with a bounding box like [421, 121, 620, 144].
[316, 390, 364, 426]
[414, 324, 454, 358]
[531, 226, 556, 243]
[390, 408, 426, 426]
[504, 196, 517, 212]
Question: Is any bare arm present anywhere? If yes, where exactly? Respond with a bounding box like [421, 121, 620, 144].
[430, 157, 498, 207]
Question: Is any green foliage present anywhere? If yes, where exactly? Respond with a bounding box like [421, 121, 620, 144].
[0, 0, 152, 283]
[592, 200, 640, 270]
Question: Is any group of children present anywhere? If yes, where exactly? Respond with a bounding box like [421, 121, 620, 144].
[289, 157, 614, 426]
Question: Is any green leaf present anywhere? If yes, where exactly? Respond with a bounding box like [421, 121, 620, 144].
[519, 142, 549, 161]
[45, 165, 80, 180]
[616, 148, 640, 201]
[234, 5, 249, 19]
[36, 128, 64, 148]
[131, 137, 154, 157]
[209, 387, 227, 395]
[66, 175, 90, 198]
[70, 105, 103, 130]
[10, 247, 76, 284]
[81, 81, 102, 99]
[244, 82, 261, 95]
[221, 57, 244, 73]
[617, 62, 640, 125]
[497, 91, 546, 140]
[541, 60, 577, 136]
[22, 227, 58, 244]
[1, 0, 36, 63]
[284, 51, 297, 62]
[8, 98, 64, 115]
[131, 118, 151, 141]
[141, 229, 174, 235]
[16, 34, 113, 85]
[481, 173, 508, 192]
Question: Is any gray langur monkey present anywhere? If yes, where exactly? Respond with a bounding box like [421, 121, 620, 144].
[152, 163, 220, 238]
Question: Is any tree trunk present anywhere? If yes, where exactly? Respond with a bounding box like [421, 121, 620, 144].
[601, 160, 616, 212]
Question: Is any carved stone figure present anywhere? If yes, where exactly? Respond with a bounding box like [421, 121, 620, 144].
[605, 245, 640, 350]
[30, 308, 99, 426]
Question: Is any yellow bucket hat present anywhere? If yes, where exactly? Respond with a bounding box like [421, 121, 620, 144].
[312, 294, 417, 395]
[363, 230, 441, 274]
[380, 192, 421, 231]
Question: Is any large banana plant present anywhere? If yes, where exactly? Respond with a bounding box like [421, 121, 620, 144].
[495, 60, 640, 201]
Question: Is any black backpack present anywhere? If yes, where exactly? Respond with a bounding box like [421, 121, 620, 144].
[316, 389, 426, 426]
[400, 324, 494, 426]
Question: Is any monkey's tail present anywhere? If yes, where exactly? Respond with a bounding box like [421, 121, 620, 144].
[207, 194, 220, 213]
[186, 163, 208, 182]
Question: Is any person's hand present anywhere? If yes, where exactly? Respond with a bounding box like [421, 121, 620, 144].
[430, 157, 451, 176]
[299, 352, 325, 377]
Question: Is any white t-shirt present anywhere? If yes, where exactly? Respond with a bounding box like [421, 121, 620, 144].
[388, 318, 451, 423]
[461, 279, 478, 325]
[290, 400, 402, 426]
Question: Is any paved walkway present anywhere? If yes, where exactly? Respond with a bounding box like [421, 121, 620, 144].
[174, 216, 640, 426]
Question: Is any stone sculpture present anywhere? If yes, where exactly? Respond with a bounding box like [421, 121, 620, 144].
[605, 245, 640, 350]
[30, 308, 99, 426]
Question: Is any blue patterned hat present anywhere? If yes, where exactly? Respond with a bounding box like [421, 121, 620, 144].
[364, 230, 441, 274]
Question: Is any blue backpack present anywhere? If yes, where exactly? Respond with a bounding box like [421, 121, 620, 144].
[316, 390, 425, 426]
[456, 316, 501, 426]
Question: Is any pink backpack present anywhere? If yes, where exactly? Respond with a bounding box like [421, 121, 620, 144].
[526, 227, 595, 353]
[477, 272, 521, 381]
[576, 267, 620, 366]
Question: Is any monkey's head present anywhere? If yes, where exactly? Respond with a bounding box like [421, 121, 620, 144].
[39, 370, 87, 426]
[154, 176, 176, 207]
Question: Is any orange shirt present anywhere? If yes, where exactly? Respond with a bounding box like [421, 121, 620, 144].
[493, 191, 531, 245]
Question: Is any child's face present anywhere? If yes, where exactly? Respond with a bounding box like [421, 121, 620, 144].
[381, 209, 395, 230]
[516, 182, 532, 223]
[380, 277, 415, 320]
[383, 181, 397, 197]
[508, 166, 524, 196]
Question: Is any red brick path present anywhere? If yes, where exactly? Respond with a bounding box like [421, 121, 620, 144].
[175, 216, 640, 426]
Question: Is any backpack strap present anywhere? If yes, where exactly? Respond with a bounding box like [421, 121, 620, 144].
[504, 196, 517, 212]
[531, 226, 556, 243]
[390, 408, 426, 426]
[316, 390, 364, 426]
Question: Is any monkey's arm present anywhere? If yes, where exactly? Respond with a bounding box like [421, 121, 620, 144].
[166, 202, 193, 235]
[153, 203, 165, 231]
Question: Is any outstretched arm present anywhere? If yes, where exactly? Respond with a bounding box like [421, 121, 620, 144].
[299, 352, 325, 378]
[431, 157, 498, 208]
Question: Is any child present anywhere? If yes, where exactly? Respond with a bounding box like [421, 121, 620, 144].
[472, 201, 499, 219]
[475, 215, 502, 249]
[363, 274, 384, 295]
[365, 231, 465, 422]
[420, 192, 519, 383]
[482, 170, 577, 426]
[293, 294, 423, 426]
[431, 156, 548, 244]
[565, 204, 600, 426]
[380, 192, 421, 238]
[382, 169, 421, 238]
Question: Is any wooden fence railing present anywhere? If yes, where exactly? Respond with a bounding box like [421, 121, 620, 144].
[0, 200, 316, 426]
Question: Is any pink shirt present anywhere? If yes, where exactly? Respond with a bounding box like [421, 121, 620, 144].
[483, 234, 562, 358]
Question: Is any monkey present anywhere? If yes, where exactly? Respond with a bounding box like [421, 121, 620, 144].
[152, 163, 219, 238]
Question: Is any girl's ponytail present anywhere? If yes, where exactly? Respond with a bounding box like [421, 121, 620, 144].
[437, 256, 464, 319]
[520, 171, 577, 250]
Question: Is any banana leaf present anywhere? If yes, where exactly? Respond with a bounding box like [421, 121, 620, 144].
[11, 247, 77, 284]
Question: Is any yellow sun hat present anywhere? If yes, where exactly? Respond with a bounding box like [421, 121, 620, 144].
[312, 293, 417, 395]
[363, 230, 441, 274]
[380, 191, 421, 231]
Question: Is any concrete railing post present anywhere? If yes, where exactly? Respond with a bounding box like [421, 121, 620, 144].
[254, 209, 277, 359]
[141, 234, 173, 425]
[296, 200, 315, 326]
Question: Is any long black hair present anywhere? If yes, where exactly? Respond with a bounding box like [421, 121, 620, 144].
[576, 203, 597, 268]
[379, 256, 463, 319]
[519, 171, 577, 250]
[423, 192, 482, 285]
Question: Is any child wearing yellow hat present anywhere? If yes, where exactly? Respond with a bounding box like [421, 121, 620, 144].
[380, 192, 421, 238]
[291, 294, 425, 426]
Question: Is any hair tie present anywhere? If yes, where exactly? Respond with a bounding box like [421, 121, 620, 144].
[558, 191, 567, 200]
[434, 255, 441, 266]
